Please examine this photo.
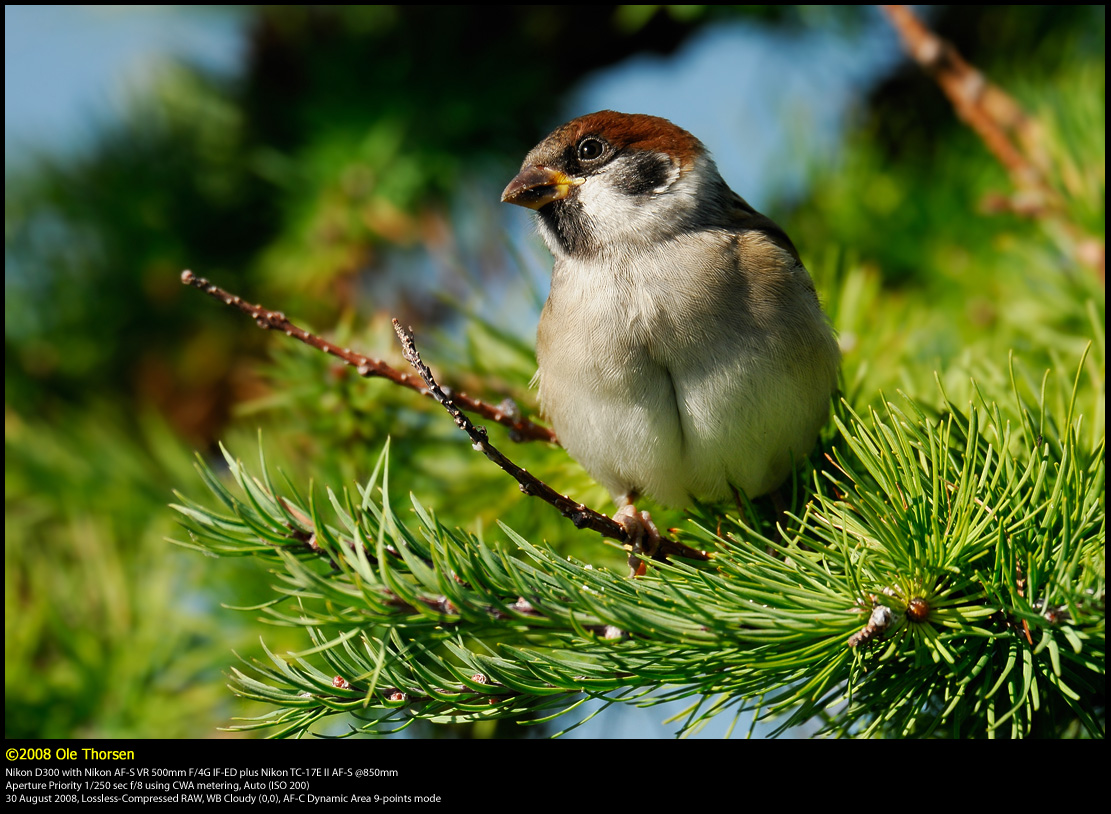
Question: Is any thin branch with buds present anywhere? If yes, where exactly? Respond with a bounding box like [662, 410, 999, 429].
[180, 270, 556, 443]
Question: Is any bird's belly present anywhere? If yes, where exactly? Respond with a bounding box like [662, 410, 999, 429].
[537, 338, 823, 508]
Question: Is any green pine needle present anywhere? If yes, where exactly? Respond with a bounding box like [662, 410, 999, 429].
[171, 354, 1104, 737]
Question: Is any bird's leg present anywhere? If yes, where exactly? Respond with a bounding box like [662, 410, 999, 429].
[769, 487, 790, 532]
[728, 484, 746, 538]
[614, 493, 660, 575]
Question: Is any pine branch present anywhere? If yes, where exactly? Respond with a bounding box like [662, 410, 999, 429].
[172, 359, 1105, 738]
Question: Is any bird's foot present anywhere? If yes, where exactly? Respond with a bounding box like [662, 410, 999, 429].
[614, 502, 660, 576]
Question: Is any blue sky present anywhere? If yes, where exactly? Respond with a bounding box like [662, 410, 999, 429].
[5, 6, 242, 164]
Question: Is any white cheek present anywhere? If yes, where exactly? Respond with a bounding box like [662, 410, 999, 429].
[576, 158, 703, 250]
[577, 180, 652, 243]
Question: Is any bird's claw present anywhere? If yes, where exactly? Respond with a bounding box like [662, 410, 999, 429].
[614, 503, 660, 575]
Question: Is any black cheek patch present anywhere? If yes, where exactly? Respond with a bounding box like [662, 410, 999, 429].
[614, 152, 673, 197]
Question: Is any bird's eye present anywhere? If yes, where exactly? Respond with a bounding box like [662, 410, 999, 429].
[577, 137, 606, 162]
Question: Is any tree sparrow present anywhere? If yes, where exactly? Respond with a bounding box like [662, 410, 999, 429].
[502, 111, 839, 544]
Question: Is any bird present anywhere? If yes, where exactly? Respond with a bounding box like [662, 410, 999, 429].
[501, 111, 840, 549]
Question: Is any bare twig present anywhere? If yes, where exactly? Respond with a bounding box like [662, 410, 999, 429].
[881, 6, 1047, 196]
[392, 319, 710, 563]
[180, 270, 557, 443]
[881, 5, 1104, 281]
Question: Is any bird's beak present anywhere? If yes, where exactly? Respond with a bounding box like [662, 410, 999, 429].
[501, 166, 583, 210]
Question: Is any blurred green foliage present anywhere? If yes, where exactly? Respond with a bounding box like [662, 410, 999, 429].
[6, 4, 731, 428]
[4, 5, 1104, 737]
